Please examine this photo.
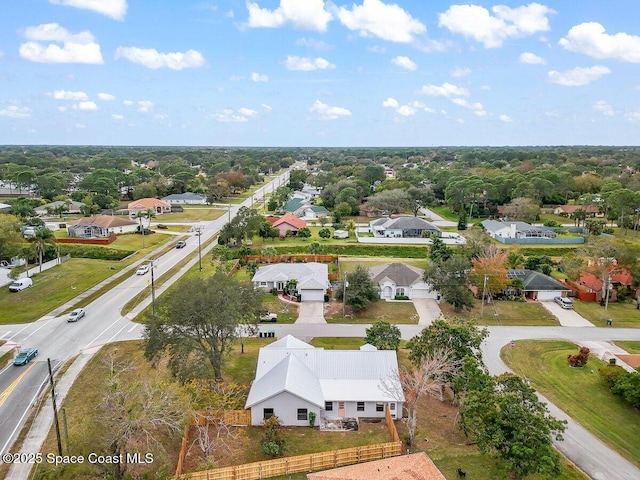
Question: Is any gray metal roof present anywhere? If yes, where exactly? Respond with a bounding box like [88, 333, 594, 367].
[252, 262, 328, 287]
[507, 269, 570, 292]
[161, 192, 207, 201]
[246, 337, 404, 407]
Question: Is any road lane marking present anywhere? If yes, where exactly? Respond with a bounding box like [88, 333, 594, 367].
[83, 316, 126, 350]
[0, 362, 37, 409]
[128, 324, 139, 333]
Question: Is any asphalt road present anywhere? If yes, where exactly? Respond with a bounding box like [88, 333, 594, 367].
[0, 169, 290, 457]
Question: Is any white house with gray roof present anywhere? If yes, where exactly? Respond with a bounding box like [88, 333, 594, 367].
[161, 192, 207, 204]
[369, 263, 437, 299]
[370, 216, 440, 238]
[252, 262, 329, 302]
[481, 220, 556, 240]
[245, 335, 404, 426]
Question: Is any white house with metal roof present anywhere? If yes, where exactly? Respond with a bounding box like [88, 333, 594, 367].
[252, 262, 329, 302]
[245, 335, 404, 426]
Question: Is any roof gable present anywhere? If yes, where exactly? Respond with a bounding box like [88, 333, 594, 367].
[508, 269, 570, 292]
[67, 215, 137, 228]
[273, 213, 306, 229]
[369, 263, 424, 286]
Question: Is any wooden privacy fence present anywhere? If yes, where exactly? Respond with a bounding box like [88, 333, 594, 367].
[245, 254, 338, 264]
[177, 441, 402, 480]
[385, 405, 400, 443]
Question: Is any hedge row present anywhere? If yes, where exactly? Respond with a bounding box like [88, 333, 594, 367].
[58, 244, 134, 261]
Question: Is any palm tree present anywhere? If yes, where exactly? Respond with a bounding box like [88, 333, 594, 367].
[137, 208, 156, 248]
[261, 246, 277, 264]
[344, 219, 356, 237]
[308, 241, 323, 262]
[32, 227, 55, 273]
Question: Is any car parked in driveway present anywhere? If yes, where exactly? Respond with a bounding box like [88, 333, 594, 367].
[136, 264, 150, 275]
[259, 311, 278, 322]
[13, 348, 38, 366]
[9, 278, 33, 292]
[67, 308, 85, 322]
[554, 296, 573, 309]
[176, 240, 187, 249]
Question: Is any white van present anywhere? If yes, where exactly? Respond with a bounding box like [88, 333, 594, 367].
[9, 278, 33, 292]
[554, 296, 573, 309]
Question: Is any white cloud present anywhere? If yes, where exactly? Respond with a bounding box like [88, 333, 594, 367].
[49, 0, 128, 20]
[97, 92, 115, 101]
[382, 97, 399, 108]
[396, 105, 417, 116]
[336, 0, 426, 43]
[559, 22, 640, 63]
[112, 114, 124, 120]
[251, 72, 269, 82]
[19, 23, 103, 64]
[155, 113, 169, 120]
[309, 100, 351, 120]
[123, 100, 134, 106]
[48, 90, 88, 100]
[207, 108, 251, 123]
[391, 55, 417, 71]
[625, 111, 640, 122]
[58, 106, 67, 112]
[451, 66, 471, 77]
[593, 100, 614, 116]
[137, 100, 154, 112]
[285, 55, 335, 71]
[115, 47, 205, 70]
[72, 101, 98, 110]
[452, 97, 486, 115]
[368, 45, 386, 54]
[0, 105, 31, 119]
[238, 107, 258, 117]
[246, 0, 332, 32]
[499, 114, 513, 122]
[296, 37, 332, 50]
[439, 3, 554, 48]
[519, 51, 546, 64]
[420, 82, 469, 97]
[261, 103, 272, 111]
[75, 123, 87, 129]
[548, 65, 611, 86]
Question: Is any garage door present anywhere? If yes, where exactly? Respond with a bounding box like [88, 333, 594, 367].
[411, 288, 437, 299]
[538, 291, 561, 301]
[301, 289, 324, 302]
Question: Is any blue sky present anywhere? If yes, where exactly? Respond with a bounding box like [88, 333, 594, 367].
[1, 0, 640, 147]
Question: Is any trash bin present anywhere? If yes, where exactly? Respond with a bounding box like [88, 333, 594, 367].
[259, 332, 263, 337]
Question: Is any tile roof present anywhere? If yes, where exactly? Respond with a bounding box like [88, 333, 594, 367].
[273, 213, 307, 229]
[555, 204, 599, 214]
[127, 197, 170, 210]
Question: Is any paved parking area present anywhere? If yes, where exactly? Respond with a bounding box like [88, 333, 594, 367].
[539, 301, 595, 327]
[296, 301, 326, 324]
[412, 298, 443, 326]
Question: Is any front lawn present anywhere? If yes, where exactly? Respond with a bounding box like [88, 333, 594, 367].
[613, 341, 640, 354]
[501, 340, 640, 467]
[572, 299, 640, 327]
[438, 299, 559, 326]
[326, 299, 419, 324]
[150, 207, 226, 222]
[0, 258, 126, 324]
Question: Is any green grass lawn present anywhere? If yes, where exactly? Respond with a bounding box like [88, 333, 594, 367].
[249, 227, 360, 248]
[0, 258, 126, 324]
[501, 340, 640, 467]
[326, 299, 419, 324]
[427, 206, 460, 222]
[260, 294, 297, 323]
[572, 299, 640, 327]
[439, 299, 559, 326]
[151, 207, 226, 223]
[613, 341, 640, 354]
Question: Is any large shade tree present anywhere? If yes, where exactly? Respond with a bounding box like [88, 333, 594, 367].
[144, 272, 263, 381]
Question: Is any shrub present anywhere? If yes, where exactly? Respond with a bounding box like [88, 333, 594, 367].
[394, 295, 410, 300]
[308, 412, 317, 427]
[261, 416, 287, 457]
[58, 244, 132, 260]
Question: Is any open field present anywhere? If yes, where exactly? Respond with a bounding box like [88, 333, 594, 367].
[501, 340, 640, 467]
[150, 206, 226, 222]
[572, 299, 640, 328]
[439, 299, 559, 326]
[0, 258, 126, 324]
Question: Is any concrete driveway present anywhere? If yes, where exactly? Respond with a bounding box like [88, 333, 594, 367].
[539, 301, 595, 327]
[296, 301, 326, 324]
[412, 298, 443, 326]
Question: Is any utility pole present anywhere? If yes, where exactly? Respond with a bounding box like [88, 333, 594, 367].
[342, 280, 349, 317]
[604, 274, 612, 324]
[481, 274, 488, 318]
[197, 227, 202, 271]
[150, 260, 156, 316]
[48, 358, 63, 456]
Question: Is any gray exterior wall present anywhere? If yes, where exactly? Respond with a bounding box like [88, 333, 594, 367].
[250, 391, 320, 426]
[322, 401, 401, 420]
[493, 236, 585, 245]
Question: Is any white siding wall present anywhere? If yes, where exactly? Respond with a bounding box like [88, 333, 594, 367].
[250, 391, 320, 426]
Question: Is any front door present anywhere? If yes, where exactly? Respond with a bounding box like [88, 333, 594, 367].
[338, 401, 345, 417]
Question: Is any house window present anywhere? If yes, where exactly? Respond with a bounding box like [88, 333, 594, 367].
[325, 401, 333, 411]
[263, 408, 274, 420]
[396, 288, 405, 296]
[376, 403, 384, 412]
[357, 402, 365, 412]
[259, 282, 267, 287]
[390, 403, 395, 411]
[297, 409, 308, 421]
